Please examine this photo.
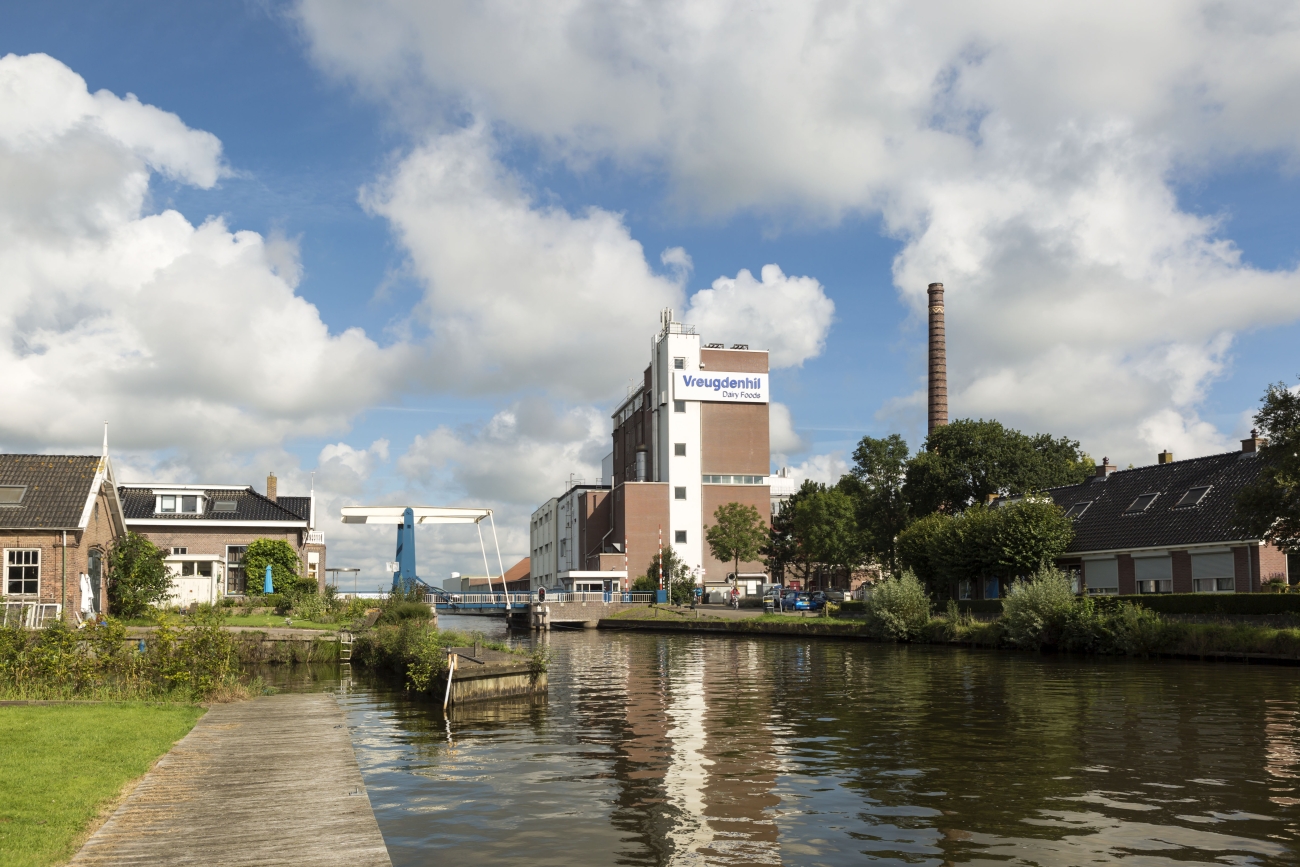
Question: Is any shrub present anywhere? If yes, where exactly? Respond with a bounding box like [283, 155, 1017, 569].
[243, 539, 313, 597]
[1106, 603, 1173, 656]
[865, 570, 932, 640]
[376, 601, 432, 625]
[107, 532, 170, 618]
[1002, 567, 1077, 650]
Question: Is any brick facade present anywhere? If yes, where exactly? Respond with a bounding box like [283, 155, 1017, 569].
[1260, 543, 1289, 585]
[1170, 550, 1193, 594]
[1, 484, 120, 615]
[1117, 554, 1136, 595]
[700, 484, 770, 581]
[612, 482, 670, 581]
[1233, 546, 1252, 594]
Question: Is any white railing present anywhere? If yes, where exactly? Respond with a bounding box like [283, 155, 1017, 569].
[304, 531, 325, 545]
[2, 602, 62, 628]
[428, 591, 657, 606]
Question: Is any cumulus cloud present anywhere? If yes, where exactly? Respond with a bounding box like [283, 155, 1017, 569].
[297, 1, 1300, 464]
[686, 265, 834, 369]
[397, 398, 608, 506]
[768, 401, 805, 455]
[774, 453, 850, 488]
[363, 125, 686, 400]
[0, 53, 409, 453]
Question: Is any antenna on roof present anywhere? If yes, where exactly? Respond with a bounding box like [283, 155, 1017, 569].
[101, 422, 108, 458]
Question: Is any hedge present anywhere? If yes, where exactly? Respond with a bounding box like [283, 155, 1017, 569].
[959, 593, 1300, 617]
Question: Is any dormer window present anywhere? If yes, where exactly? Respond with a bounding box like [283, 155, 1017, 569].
[156, 493, 204, 515]
[1175, 486, 1212, 507]
[1124, 493, 1159, 513]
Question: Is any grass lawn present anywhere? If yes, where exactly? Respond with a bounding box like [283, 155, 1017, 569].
[0, 704, 204, 867]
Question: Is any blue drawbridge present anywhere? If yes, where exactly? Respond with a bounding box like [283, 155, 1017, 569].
[340, 506, 507, 599]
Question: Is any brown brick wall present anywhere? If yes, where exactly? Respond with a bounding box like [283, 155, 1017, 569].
[1170, 550, 1192, 594]
[131, 526, 309, 595]
[612, 482, 670, 581]
[1117, 554, 1135, 595]
[700, 484, 771, 582]
[700, 349, 768, 374]
[580, 490, 612, 570]
[1, 484, 122, 616]
[701, 403, 769, 475]
[1260, 543, 1288, 585]
[1233, 546, 1251, 593]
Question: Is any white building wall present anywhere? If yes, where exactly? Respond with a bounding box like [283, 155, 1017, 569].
[654, 328, 704, 577]
[529, 497, 558, 589]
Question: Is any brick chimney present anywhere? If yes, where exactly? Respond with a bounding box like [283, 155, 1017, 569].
[1157, 450, 1173, 464]
[1241, 429, 1268, 453]
[927, 282, 948, 436]
[1095, 456, 1117, 478]
[266, 472, 277, 502]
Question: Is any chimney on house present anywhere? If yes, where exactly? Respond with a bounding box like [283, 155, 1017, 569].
[1095, 456, 1117, 478]
[1158, 450, 1174, 464]
[927, 282, 948, 436]
[266, 472, 277, 502]
[1242, 429, 1268, 453]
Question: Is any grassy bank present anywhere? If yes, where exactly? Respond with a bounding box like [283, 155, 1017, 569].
[0, 703, 203, 867]
[604, 604, 1300, 662]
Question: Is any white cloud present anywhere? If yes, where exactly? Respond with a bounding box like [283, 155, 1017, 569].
[397, 398, 607, 506]
[297, 1, 1300, 464]
[0, 53, 408, 453]
[768, 401, 805, 455]
[774, 453, 850, 488]
[686, 265, 834, 369]
[362, 124, 685, 400]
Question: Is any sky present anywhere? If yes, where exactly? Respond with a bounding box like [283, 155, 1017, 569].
[3, 1, 1300, 586]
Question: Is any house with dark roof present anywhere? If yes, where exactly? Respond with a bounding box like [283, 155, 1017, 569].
[0, 446, 127, 623]
[119, 473, 325, 603]
[1034, 432, 1288, 598]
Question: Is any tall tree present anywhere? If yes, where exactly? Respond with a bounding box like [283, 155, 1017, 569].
[792, 486, 859, 588]
[841, 434, 911, 572]
[764, 480, 819, 586]
[706, 502, 769, 584]
[1236, 379, 1300, 551]
[905, 419, 1093, 515]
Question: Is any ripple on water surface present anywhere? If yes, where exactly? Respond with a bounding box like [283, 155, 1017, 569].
[325, 619, 1300, 866]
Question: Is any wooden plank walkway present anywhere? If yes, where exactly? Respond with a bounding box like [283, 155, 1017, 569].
[71, 693, 391, 866]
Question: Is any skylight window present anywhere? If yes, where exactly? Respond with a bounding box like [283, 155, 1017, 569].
[214, 500, 237, 512]
[1124, 493, 1159, 513]
[1064, 501, 1092, 519]
[1175, 486, 1212, 507]
[0, 485, 26, 506]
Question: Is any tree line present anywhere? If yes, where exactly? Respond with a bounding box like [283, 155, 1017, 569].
[766, 418, 1094, 597]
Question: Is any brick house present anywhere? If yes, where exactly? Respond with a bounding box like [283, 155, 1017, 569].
[119, 473, 325, 603]
[0, 453, 127, 622]
[1030, 432, 1289, 599]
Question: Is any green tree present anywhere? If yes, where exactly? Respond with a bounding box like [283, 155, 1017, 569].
[106, 531, 170, 618]
[841, 434, 911, 572]
[1236, 379, 1300, 552]
[904, 419, 1093, 515]
[793, 486, 859, 587]
[763, 480, 818, 586]
[895, 512, 952, 593]
[638, 546, 696, 603]
[706, 502, 769, 585]
[244, 539, 309, 596]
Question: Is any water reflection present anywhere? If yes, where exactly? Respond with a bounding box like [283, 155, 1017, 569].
[320, 619, 1300, 865]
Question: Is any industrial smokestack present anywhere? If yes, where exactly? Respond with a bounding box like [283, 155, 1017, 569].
[927, 283, 948, 436]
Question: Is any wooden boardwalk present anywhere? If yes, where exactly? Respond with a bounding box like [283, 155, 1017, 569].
[71, 693, 391, 866]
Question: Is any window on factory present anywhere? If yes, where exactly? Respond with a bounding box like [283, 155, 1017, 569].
[674, 400, 686, 413]
[674, 443, 686, 456]
[701, 475, 765, 485]
[674, 487, 687, 500]
[673, 357, 685, 369]
[675, 530, 687, 543]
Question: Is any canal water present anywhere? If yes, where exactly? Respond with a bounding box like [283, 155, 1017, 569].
[297, 617, 1300, 865]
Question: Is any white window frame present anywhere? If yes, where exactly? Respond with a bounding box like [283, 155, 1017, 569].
[5, 548, 41, 597]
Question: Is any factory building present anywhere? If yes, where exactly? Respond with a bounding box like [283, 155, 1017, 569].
[530, 310, 773, 595]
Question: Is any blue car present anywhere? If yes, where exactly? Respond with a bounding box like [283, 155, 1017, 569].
[790, 592, 825, 611]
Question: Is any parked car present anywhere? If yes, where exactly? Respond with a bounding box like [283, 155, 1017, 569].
[790, 592, 826, 611]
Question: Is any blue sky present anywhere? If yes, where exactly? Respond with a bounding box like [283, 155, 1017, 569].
[3, 1, 1300, 577]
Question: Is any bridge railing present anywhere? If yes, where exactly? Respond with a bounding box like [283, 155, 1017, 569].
[428, 591, 657, 606]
